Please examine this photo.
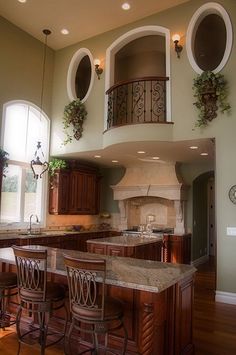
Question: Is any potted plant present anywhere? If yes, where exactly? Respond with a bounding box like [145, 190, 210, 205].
[49, 158, 68, 177]
[193, 71, 231, 127]
[62, 99, 87, 145]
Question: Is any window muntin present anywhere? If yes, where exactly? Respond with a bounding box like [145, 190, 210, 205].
[1, 101, 49, 228]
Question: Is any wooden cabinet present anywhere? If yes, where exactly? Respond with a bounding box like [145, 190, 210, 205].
[49, 163, 100, 215]
[162, 234, 191, 264]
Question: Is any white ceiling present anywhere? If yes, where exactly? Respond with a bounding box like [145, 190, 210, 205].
[0, 0, 215, 168]
[0, 0, 189, 50]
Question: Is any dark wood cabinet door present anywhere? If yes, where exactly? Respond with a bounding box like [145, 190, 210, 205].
[69, 171, 84, 213]
[49, 170, 70, 214]
[107, 245, 125, 257]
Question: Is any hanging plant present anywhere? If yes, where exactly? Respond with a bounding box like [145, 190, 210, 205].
[62, 99, 87, 145]
[193, 71, 231, 127]
[48, 158, 67, 177]
[0, 148, 9, 177]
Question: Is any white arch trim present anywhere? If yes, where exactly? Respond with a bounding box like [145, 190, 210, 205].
[186, 2, 233, 74]
[104, 25, 171, 128]
[67, 48, 95, 102]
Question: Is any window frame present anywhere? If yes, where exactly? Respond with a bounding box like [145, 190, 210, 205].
[0, 100, 50, 230]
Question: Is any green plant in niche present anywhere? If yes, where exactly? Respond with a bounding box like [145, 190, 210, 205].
[0, 148, 9, 176]
[62, 99, 87, 145]
[193, 71, 231, 127]
[49, 158, 67, 176]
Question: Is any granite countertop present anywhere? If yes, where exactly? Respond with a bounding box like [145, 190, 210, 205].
[0, 230, 111, 241]
[87, 235, 163, 247]
[0, 246, 196, 293]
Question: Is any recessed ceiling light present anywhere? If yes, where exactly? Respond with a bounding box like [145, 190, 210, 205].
[61, 28, 69, 35]
[152, 157, 160, 160]
[112, 160, 119, 163]
[137, 151, 146, 154]
[94, 155, 101, 158]
[190, 146, 198, 150]
[121, 3, 131, 10]
[200, 152, 208, 156]
[18, 0, 27, 3]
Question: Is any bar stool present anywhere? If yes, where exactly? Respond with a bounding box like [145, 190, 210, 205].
[13, 246, 68, 355]
[0, 271, 17, 328]
[64, 255, 128, 355]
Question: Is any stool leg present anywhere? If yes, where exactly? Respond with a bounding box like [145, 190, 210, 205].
[16, 306, 23, 355]
[67, 317, 75, 355]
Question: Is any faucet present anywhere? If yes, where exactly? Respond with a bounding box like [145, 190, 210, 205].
[29, 214, 39, 235]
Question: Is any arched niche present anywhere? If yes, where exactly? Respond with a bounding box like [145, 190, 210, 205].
[67, 48, 94, 102]
[186, 2, 232, 73]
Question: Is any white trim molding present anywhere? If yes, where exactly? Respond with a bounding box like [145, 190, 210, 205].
[186, 2, 233, 74]
[104, 25, 171, 130]
[67, 48, 95, 102]
[215, 291, 236, 305]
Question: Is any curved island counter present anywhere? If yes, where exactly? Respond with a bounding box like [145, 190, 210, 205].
[0, 246, 196, 355]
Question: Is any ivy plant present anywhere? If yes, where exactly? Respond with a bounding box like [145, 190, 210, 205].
[48, 158, 67, 176]
[62, 99, 87, 145]
[0, 148, 9, 176]
[193, 71, 231, 127]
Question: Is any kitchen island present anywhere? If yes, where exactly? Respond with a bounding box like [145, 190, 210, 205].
[0, 246, 196, 354]
[87, 234, 163, 261]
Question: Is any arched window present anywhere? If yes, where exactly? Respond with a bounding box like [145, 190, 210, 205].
[0, 101, 50, 228]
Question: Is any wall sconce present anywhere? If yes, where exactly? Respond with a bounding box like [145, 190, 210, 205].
[172, 34, 183, 58]
[31, 142, 49, 179]
[94, 59, 103, 79]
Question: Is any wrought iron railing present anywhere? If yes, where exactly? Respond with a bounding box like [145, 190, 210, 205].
[106, 76, 169, 129]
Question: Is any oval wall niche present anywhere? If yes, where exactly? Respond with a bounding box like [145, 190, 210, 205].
[67, 48, 94, 102]
[186, 3, 232, 73]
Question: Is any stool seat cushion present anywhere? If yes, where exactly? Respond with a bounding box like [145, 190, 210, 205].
[72, 296, 124, 321]
[0, 272, 17, 287]
[20, 282, 65, 302]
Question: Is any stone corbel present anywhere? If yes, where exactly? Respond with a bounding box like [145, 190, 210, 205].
[118, 200, 128, 230]
[174, 200, 185, 234]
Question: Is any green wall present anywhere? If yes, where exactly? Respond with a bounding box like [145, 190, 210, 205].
[0, 16, 54, 122]
[100, 167, 126, 213]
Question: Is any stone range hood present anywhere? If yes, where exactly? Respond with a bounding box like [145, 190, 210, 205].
[111, 163, 189, 234]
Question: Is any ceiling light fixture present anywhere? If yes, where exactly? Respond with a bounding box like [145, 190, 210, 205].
[137, 151, 146, 154]
[200, 152, 208, 156]
[61, 28, 69, 35]
[31, 29, 51, 179]
[172, 33, 183, 58]
[94, 155, 101, 158]
[190, 146, 198, 150]
[18, 0, 27, 3]
[112, 160, 119, 163]
[152, 157, 160, 160]
[122, 3, 131, 10]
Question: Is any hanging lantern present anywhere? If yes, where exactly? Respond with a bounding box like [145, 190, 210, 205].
[31, 141, 49, 179]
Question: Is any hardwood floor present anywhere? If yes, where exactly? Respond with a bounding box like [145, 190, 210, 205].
[1, 257, 236, 354]
[194, 257, 236, 355]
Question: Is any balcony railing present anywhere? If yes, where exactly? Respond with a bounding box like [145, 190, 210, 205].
[106, 76, 169, 129]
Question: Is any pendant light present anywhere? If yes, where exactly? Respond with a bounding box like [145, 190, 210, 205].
[31, 29, 51, 179]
